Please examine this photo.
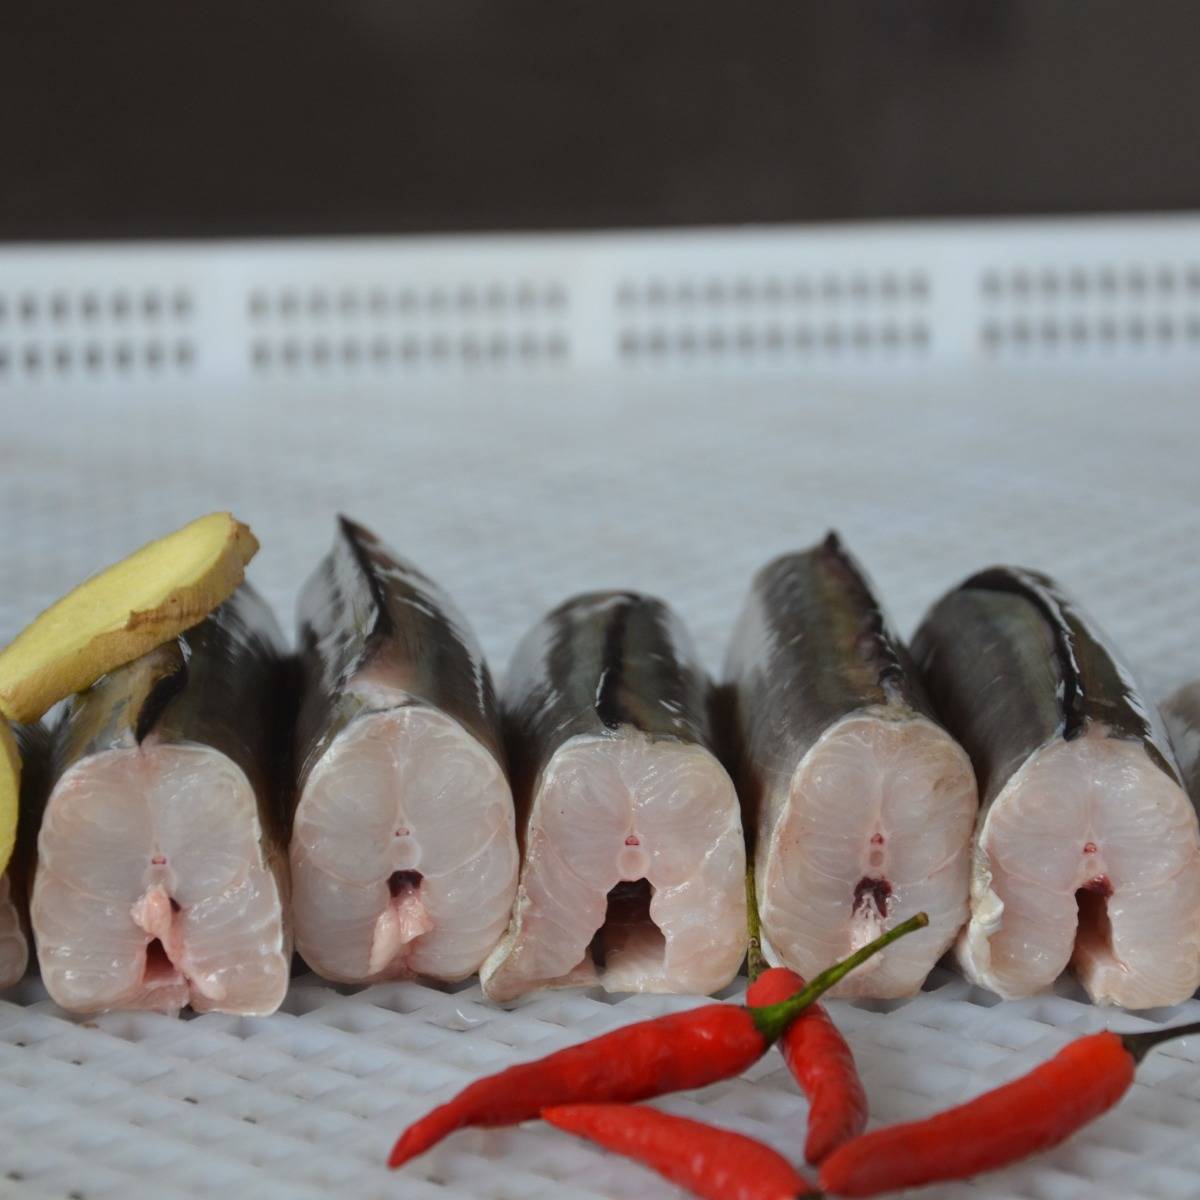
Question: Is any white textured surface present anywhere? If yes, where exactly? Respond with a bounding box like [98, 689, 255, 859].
[1, 219, 1200, 1199]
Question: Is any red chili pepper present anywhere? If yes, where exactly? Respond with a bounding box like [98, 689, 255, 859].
[543, 1103, 818, 1200]
[819, 1021, 1200, 1196]
[388, 912, 928, 1168]
[742, 866, 868, 1164]
[746, 966, 867, 1164]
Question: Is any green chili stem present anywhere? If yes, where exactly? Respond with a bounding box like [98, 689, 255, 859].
[1121, 1020, 1200, 1063]
[745, 866, 766, 983]
[749, 912, 929, 1044]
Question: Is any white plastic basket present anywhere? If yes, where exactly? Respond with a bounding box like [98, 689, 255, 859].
[1, 215, 1199, 1199]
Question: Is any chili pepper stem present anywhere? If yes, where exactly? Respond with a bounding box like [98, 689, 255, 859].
[750, 913, 929, 1044]
[1121, 1020, 1200, 1063]
[745, 866, 766, 983]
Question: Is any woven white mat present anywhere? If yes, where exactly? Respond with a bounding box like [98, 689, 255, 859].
[1, 226, 1200, 1199]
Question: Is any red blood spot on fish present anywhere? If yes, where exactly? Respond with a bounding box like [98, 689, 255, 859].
[143, 939, 176, 984]
[870, 833, 884, 846]
[852, 876, 892, 916]
[1082, 875, 1112, 897]
[388, 870, 423, 898]
[394, 828, 409, 839]
[624, 835, 640, 846]
[1083, 842, 1098, 855]
[151, 855, 166, 866]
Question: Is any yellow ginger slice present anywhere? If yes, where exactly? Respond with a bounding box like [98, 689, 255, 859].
[0, 723, 17, 873]
[0, 513, 259, 723]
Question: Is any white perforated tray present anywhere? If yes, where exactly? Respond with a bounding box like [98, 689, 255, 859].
[2, 216, 1200, 1200]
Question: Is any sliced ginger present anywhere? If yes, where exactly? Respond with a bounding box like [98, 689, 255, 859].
[0, 513, 259, 723]
[0, 723, 17, 874]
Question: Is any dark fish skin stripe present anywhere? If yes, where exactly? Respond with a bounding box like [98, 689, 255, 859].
[818, 532, 917, 703]
[336, 513, 398, 641]
[914, 567, 1180, 806]
[962, 567, 1094, 742]
[10, 722, 51, 908]
[13, 724, 49, 815]
[1164, 682, 1200, 802]
[956, 566, 1175, 775]
[502, 591, 716, 823]
[133, 657, 190, 745]
[51, 584, 293, 847]
[293, 517, 505, 796]
[590, 591, 639, 732]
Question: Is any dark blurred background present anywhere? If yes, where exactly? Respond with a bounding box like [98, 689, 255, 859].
[2, 1, 1198, 241]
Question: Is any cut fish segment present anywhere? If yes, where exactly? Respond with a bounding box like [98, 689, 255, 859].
[32, 585, 291, 1016]
[915, 567, 1200, 1008]
[290, 518, 517, 984]
[482, 591, 746, 1001]
[725, 535, 977, 999]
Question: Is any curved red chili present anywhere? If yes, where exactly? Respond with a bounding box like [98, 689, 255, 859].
[544, 1103, 817, 1200]
[388, 912, 927, 1168]
[819, 1021, 1200, 1196]
[746, 965, 866, 1164]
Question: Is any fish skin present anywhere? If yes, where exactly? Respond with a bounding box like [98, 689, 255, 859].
[912, 586, 1063, 811]
[290, 517, 516, 984]
[1163, 680, 1200, 804]
[915, 568, 1180, 804]
[33, 584, 293, 1015]
[913, 567, 1199, 1007]
[913, 568, 1182, 811]
[724, 533, 941, 822]
[724, 534, 976, 998]
[13, 722, 51, 873]
[54, 583, 294, 840]
[503, 590, 716, 819]
[295, 515, 504, 784]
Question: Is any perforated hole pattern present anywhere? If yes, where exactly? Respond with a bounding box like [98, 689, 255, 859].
[2, 218, 1200, 1199]
[616, 270, 932, 360]
[0, 289, 195, 381]
[3, 215, 1200, 382]
[246, 281, 570, 372]
[980, 262, 1200, 353]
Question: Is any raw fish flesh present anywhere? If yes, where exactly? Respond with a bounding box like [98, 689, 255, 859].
[725, 535, 977, 999]
[914, 567, 1200, 1008]
[32, 586, 291, 1015]
[290, 518, 517, 984]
